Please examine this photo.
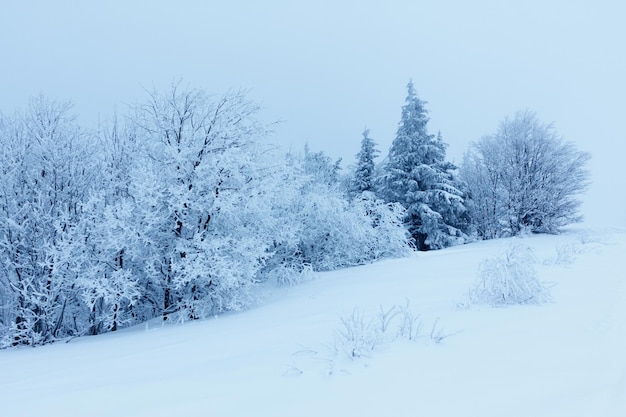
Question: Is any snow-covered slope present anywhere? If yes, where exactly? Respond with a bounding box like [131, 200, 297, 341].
[1, 228, 625, 417]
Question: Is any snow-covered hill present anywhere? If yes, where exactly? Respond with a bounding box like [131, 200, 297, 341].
[1, 227, 625, 417]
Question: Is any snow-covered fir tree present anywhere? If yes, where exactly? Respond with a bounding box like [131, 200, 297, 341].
[351, 128, 380, 196]
[382, 81, 468, 250]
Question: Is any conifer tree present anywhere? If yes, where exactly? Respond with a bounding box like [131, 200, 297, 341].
[382, 81, 467, 250]
[351, 128, 380, 196]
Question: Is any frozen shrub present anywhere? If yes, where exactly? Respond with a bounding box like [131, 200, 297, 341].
[334, 309, 379, 359]
[544, 243, 581, 266]
[469, 243, 553, 305]
[332, 302, 451, 360]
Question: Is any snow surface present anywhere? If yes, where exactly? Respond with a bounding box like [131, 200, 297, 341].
[1, 227, 625, 417]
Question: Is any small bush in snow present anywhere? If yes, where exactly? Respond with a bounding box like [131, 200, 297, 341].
[332, 301, 450, 360]
[543, 243, 582, 266]
[469, 243, 553, 306]
[334, 309, 379, 359]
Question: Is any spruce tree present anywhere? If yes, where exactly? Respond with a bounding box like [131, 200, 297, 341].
[352, 128, 380, 196]
[383, 81, 467, 250]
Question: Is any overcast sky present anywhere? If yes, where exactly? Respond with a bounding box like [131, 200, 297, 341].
[1, 0, 624, 224]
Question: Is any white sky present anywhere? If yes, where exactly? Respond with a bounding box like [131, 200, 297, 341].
[1, 0, 624, 224]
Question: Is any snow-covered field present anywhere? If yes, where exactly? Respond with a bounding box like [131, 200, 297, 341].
[1, 227, 625, 417]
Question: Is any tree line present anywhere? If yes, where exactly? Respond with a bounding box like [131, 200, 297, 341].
[0, 81, 589, 347]
[352, 80, 589, 248]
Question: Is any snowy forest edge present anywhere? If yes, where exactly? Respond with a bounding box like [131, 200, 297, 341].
[0, 81, 590, 347]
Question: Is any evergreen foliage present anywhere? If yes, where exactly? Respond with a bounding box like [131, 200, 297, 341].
[351, 128, 380, 196]
[382, 81, 468, 250]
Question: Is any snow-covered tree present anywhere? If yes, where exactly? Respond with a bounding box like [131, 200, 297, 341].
[351, 128, 380, 196]
[262, 147, 413, 284]
[462, 110, 590, 238]
[303, 143, 342, 188]
[61, 115, 147, 335]
[128, 83, 281, 321]
[382, 81, 468, 250]
[54, 193, 144, 336]
[0, 96, 100, 346]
